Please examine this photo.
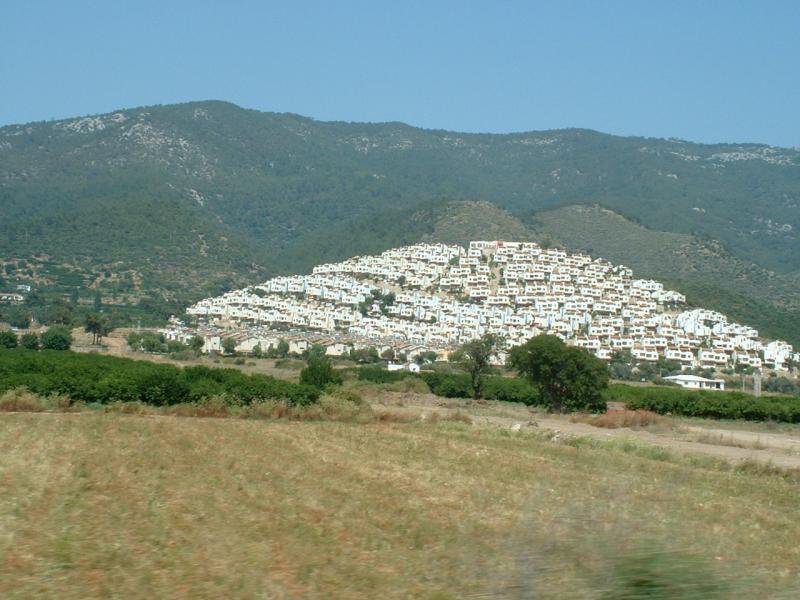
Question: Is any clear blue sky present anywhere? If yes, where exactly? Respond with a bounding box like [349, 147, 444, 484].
[2, 1, 798, 146]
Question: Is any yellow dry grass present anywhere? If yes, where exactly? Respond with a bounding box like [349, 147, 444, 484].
[1, 413, 799, 599]
[571, 409, 666, 429]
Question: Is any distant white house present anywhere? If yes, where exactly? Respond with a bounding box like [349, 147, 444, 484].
[387, 362, 421, 373]
[663, 374, 725, 391]
[0, 293, 24, 304]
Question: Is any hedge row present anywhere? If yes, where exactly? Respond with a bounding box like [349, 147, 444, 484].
[356, 367, 539, 405]
[603, 384, 800, 423]
[0, 350, 319, 406]
[354, 366, 800, 422]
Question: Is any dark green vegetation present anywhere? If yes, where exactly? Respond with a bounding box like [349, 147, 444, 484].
[356, 366, 540, 406]
[1, 100, 798, 341]
[355, 363, 800, 423]
[0, 350, 319, 407]
[0, 284, 179, 335]
[533, 205, 800, 344]
[38, 326, 72, 351]
[449, 333, 501, 400]
[509, 335, 610, 412]
[604, 384, 800, 423]
[299, 346, 343, 389]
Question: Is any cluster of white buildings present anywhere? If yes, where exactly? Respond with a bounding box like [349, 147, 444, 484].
[179, 241, 798, 372]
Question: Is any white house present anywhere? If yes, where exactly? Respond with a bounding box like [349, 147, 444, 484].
[663, 374, 725, 391]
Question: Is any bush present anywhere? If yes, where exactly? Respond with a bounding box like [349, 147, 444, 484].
[0, 349, 320, 407]
[355, 367, 539, 404]
[20, 332, 39, 350]
[0, 330, 17, 349]
[299, 355, 343, 389]
[603, 384, 800, 423]
[419, 372, 472, 398]
[356, 366, 410, 384]
[40, 326, 72, 351]
[482, 377, 538, 404]
[0, 388, 47, 412]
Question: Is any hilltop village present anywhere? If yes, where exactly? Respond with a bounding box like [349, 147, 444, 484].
[168, 241, 798, 373]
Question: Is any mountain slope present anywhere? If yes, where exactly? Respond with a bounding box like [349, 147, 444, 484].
[1, 100, 798, 340]
[531, 204, 800, 344]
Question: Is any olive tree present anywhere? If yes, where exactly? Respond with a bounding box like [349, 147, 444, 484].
[508, 335, 608, 412]
[451, 333, 501, 400]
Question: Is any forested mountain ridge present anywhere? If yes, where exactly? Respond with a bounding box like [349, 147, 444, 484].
[1, 100, 798, 341]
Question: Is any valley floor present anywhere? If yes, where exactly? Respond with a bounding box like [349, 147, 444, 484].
[2, 410, 799, 598]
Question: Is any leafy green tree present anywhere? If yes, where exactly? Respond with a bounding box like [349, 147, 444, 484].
[0, 330, 18, 349]
[84, 312, 113, 345]
[166, 340, 187, 353]
[419, 350, 439, 364]
[417, 350, 438, 364]
[24, 291, 46, 308]
[222, 337, 237, 355]
[140, 333, 166, 353]
[451, 333, 500, 400]
[20, 332, 39, 350]
[306, 344, 327, 360]
[275, 339, 289, 358]
[350, 346, 381, 364]
[609, 350, 635, 381]
[251, 343, 263, 358]
[47, 302, 74, 326]
[4, 307, 31, 329]
[40, 326, 72, 351]
[299, 353, 343, 389]
[189, 335, 205, 354]
[509, 335, 609, 412]
[126, 331, 143, 351]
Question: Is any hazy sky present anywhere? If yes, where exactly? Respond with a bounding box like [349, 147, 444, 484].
[2, 1, 798, 146]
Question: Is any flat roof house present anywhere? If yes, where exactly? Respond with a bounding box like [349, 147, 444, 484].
[663, 374, 725, 391]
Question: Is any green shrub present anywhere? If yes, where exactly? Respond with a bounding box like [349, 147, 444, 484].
[40, 326, 72, 351]
[482, 377, 538, 404]
[356, 367, 539, 404]
[0, 349, 319, 407]
[603, 384, 800, 423]
[419, 372, 472, 398]
[299, 354, 343, 389]
[20, 332, 39, 350]
[356, 366, 410, 384]
[0, 330, 18, 349]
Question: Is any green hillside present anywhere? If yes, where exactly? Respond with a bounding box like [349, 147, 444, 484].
[1, 100, 798, 342]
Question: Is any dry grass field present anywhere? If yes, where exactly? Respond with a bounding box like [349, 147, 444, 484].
[2, 409, 800, 599]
